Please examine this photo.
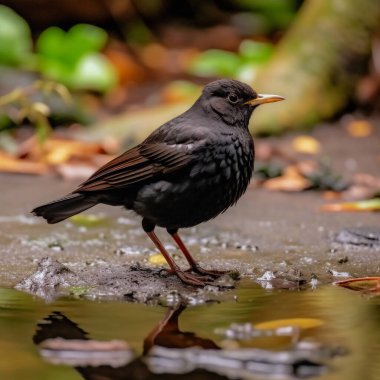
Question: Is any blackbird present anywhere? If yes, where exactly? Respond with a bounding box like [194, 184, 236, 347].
[32, 79, 283, 286]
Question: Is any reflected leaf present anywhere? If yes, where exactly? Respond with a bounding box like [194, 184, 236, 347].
[255, 318, 324, 331]
[321, 198, 380, 212]
[334, 277, 380, 293]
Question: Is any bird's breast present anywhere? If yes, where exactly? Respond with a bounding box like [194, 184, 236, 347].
[133, 132, 254, 229]
[190, 134, 254, 210]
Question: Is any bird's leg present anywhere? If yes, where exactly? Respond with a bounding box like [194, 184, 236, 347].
[142, 219, 210, 286]
[167, 229, 229, 278]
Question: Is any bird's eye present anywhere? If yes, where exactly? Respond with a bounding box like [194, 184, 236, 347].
[228, 94, 238, 103]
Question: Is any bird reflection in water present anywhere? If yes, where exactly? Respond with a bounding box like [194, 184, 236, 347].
[33, 305, 225, 380]
[33, 304, 334, 380]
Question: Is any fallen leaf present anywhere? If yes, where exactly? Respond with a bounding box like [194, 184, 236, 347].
[255, 318, 324, 331]
[323, 191, 342, 200]
[18, 136, 111, 164]
[346, 120, 373, 137]
[70, 214, 108, 227]
[321, 198, 380, 212]
[149, 253, 167, 266]
[0, 151, 49, 174]
[263, 165, 310, 191]
[334, 277, 380, 293]
[292, 136, 320, 154]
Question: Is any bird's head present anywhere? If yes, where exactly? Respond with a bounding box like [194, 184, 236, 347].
[197, 79, 284, 126]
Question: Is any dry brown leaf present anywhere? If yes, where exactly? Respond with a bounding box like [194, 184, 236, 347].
[18, 136, 112, 164]
[323, 191, 342, 200]
[0, 151, 48, 175]
[346, 120, 373, 137]
[263, 165, 311, 191]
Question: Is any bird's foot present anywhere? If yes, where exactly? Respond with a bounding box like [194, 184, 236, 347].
[176, 270, 215, 287]
[189, 264, 231, 278]
[159, 268, 214, 286]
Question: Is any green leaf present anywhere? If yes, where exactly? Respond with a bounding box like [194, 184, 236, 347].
[36, 26, 66, 61]
[0, 5, 32, 66]
[189, 49, 241, 77]
[68, 24, 108, 54]
[36, 24, 115, 91]
[69, 53, 117, 92]
[239, 40, 273, 64]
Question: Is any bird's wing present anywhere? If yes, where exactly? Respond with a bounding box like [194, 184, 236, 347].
[75, 143, 193, 192]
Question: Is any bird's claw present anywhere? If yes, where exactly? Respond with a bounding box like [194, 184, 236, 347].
[159, 268, 215, 286]
[176, 270, 213, 286]
[189, 264, 230, 278]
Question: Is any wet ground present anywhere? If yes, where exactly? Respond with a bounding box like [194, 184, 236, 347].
[0, 122, 379, 379]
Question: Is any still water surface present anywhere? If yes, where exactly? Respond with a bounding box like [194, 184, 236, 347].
[0, 282, 379, 380]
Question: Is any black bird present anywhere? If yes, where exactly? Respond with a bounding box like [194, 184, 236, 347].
[32, 79, 283, 286]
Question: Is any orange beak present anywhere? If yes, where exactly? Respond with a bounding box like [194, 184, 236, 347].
[245, 93, 285, 106]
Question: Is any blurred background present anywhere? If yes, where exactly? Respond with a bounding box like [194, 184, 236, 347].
[1, 3, 380, 379]
[0, 0, 379, 208]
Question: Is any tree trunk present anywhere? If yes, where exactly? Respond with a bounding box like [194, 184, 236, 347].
[251, 0, 380, 134]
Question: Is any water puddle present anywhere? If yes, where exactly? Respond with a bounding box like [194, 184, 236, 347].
[1, 281, 379, 380]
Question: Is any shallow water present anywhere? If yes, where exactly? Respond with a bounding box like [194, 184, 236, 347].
[1, 281, 379, 380]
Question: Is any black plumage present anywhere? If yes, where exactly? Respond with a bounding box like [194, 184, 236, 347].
[33, 79, 283, 286]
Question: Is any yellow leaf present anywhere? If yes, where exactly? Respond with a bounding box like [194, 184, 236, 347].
[321, 199, 380, 212]
[346, 120, 373, 137]
[255, 318, 324, 330]
[292, 136, 320, 154]
[70, 214, 107, 227]
[149, 253, 168, 266]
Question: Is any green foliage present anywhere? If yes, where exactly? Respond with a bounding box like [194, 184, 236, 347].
[0, 6, 117, 92]
[190, 50, 241, 77]
[36, 24, 117, 92]
[189, 40, 274, 79]
[237, 0, 298, 29]
[0, 80, 72, 142]
[0, 5, 33, 66]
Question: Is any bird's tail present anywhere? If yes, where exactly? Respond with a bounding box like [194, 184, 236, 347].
[32, 193, 97, 224]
